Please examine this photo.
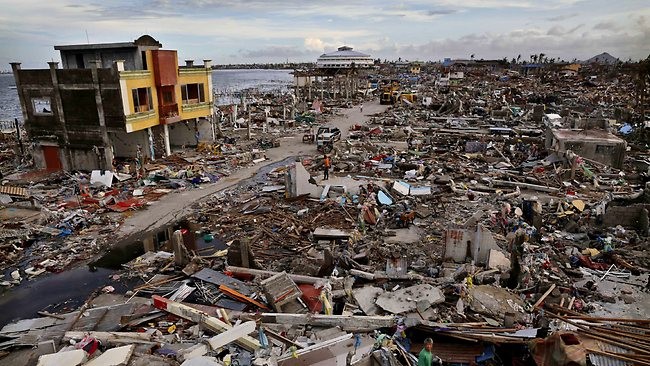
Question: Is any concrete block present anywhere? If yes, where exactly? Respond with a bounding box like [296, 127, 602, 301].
[37, 349, 87, 366]
[375, 284, 444, 314]
[487, 249, 511, 270]
[444, 224, 499, 264]
[468, 285, 526, 323]
[352, 286, 384, 315]
[84, 345, 135, 366]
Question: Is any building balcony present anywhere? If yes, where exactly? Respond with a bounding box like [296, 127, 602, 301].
[125, 109, 157, 133]
[119, 70, 152, 81]
[181, 101, 210, 112]
[159, 103, 181, 124]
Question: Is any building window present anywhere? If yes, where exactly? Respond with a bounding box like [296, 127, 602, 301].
[181, 83, 205, 104]
[132, 87, 153, 113]
[162, 90, 174, 104]
[595, 145, 614, 155]
[75, 54, 85, 69]
[32, 97, 53, 115]
[564, 142, 583, 152]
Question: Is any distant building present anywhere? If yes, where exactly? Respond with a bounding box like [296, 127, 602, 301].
[547, 129, 626, 169]
[544, 116, 625, 169]
[316, 46, 373, 69]
[559, 63, 581, 77]
[11, 35, 214, 171]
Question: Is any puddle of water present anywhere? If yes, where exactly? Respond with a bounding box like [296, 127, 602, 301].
[0, 242, 145, 327]
[236, 156, 295, 190]
[90, 241, 144, 270]
[0, 158, 289, 327]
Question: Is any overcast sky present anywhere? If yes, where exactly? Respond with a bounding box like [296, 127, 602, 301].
[1, 0, 649, 69]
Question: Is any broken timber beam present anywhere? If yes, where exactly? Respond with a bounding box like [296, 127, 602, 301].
[533, 284, 556, 308]
[177, 321, 257, 362]
[491, 180, 559, 193]
[152, 295, 260, 350]
[226, 265, 326, 285]
[260, 313, 395, 332]
[64, 331, 154, 344]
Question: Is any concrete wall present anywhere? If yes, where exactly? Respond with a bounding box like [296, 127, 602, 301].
[13, 63, 121, 171]
[556, 138, 625, 169]
[110, 129, 151, 159]
[59, 46, 159, 71]
[69, 147, 108, 171]
[168, 118, 213, 147]
[603, 204, 650, 235]
[444, 224, 500, 264]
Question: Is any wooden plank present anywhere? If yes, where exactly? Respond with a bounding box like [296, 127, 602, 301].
[64, 331, 154, 343]
[178, 321, 257, 362]
[219, 285, 271, 310]
[261, 313, 394, 332]
[152, 295, 260, 350]
[226, 266, 326, 285]
[533, 284, 556, 308]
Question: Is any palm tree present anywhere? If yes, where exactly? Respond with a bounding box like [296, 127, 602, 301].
[470, 54, 475, 61]
[539, 53, 546, 63]
[532, 55, 538, 64]
[517, 54, 521, 64]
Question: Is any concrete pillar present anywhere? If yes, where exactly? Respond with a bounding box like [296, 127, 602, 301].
[163, 123, 171, 156]
[147, 127, 155, 160]
[295, 81, 300, 102]
[48, 61, 72, 170]
[204, 60, 214, 117]
[172, 229, 189, 266]
[308, 77, 312, 101]
[247, 108, 252, 140]
[320, 76, 324, 100]
[345, 75, 349, 100]
[89, 60, 113, 170]
[10, 63, 29, 124]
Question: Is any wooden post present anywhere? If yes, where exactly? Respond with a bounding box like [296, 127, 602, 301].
[143, 236, 155, 252]
[240, 238, 250, 268]
[172, 230, 188, 266]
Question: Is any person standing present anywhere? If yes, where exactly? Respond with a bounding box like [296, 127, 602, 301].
[360, 103, 364, 113]
[418, 338, 434, 366]
[323, 154, 331, 180]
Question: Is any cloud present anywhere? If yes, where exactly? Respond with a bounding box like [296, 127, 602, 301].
[427, 9, 459, 16]
[2, 0, 649, 66]
[367, 18, 650, 62]
[304, 38, 325, 52]
[547, 23, 583, 36]
[238, 45, 308, 59]
[546, 12, 579, 21]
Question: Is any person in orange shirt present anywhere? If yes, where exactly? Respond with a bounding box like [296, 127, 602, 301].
[323, 154, 331, 180]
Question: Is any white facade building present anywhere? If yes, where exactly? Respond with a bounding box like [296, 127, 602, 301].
[316, 46, 373, 69]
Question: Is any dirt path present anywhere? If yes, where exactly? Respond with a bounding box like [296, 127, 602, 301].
[115, 100, 387, 244]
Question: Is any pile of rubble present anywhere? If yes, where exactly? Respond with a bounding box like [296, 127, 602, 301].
[1, 63, 650, 365]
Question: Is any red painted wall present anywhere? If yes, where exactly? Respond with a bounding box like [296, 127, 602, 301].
[151, 50, 178, 86]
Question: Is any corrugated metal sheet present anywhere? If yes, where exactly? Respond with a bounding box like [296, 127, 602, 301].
[588, 340, 631, 366]
[0, 185, 28, 197]
[429, 342, 485, 364]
